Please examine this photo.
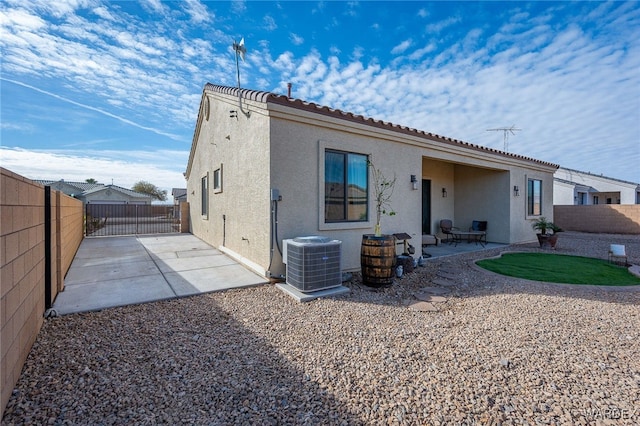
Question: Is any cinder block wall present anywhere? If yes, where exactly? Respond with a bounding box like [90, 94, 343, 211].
[554, 205, 640, 234]
[1, 168, 46, 414]
[1, 168, 84, 415]
[58, 191, 84, 291]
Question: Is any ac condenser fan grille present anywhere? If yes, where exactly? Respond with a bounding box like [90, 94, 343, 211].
[284, 238, 341, 293]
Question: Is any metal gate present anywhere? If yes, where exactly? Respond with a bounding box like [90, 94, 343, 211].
[85, 204, 178, 236]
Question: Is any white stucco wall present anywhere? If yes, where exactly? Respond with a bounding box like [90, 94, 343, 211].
[554, 168, 639, 205]
[553, 180, 577, 205]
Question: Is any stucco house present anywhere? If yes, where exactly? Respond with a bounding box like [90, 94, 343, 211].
[185, 83, 558, 278]
[79, 184, 154, 204]
[554, 167, 640, 205]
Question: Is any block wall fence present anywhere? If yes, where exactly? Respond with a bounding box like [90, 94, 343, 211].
[1, 168, 84, 415]
[554, 205, 640, 234]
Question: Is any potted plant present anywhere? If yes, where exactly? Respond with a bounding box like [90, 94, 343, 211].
[531, 217, 563, 249]
[361, 161, 397, 287]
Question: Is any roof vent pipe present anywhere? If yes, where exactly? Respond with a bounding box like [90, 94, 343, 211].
[287, 82, 292, 98]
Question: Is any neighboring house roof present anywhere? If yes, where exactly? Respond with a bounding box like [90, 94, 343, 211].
[186, 83, 559, 178]
[553, 178, 596, 192]
[172, 188, 187, 200]
[81, 184, 153, 200]
[34, 179, 103, 193]
[555, 167, 639, 187]
[34, 179, 154, 202]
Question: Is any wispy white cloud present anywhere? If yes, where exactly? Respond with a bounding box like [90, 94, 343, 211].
[426, 16, 461, 34]
[263, 14, 277, 31]
[231, 0, 246, 15]
[182, 0, 210, 24]
[2, 78, 183, 140]
[140, 0, 167, 15]
[290, 32, 304, 46]
[391, 39, 412, 55]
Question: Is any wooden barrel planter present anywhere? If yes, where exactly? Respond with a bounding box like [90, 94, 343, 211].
[361, 234, 396, 287]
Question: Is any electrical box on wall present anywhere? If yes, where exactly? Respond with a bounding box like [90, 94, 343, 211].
[270, 188, 280, 201]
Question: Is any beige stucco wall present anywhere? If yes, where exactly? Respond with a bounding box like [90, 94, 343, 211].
[269, 116, 426, 274]
[187, 90, 272, 275]
[266, 104, 556, 272]
[453, 165, 511, 243]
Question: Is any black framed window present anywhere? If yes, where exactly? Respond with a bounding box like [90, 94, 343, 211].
[527, 179, 542, 216]
[213, 166, 222, 193]
[324, 150, 368, 222]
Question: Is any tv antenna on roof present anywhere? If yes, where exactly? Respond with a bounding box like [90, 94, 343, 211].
[486, 125, 521, 152]
[232, 38, 250, 118]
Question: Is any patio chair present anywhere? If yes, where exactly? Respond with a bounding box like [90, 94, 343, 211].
[439, 219, 458, 244]
[469, 220, 487, 233]
[608, 244, 627, 266]
[469, 220, 488, 245]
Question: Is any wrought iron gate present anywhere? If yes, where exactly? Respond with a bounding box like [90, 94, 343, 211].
[85, 204, 178, 236]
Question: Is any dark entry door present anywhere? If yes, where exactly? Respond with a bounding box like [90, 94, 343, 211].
[422, 179, 431, 234]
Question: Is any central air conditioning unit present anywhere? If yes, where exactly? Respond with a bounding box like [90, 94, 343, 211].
[282, 236, 342, 293]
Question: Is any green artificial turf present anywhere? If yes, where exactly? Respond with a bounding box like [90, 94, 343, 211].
[476, 252, 640, 286]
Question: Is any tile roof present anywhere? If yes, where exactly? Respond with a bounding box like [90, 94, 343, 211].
[557, 167, 639, 186]
[204, 83, 559, 169]
[172, 188, 187, 197]
[81, 184, 153, 199]
[34, 180, 103, 192]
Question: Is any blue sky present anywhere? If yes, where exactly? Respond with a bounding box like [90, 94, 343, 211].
[1, 0, 639, 200]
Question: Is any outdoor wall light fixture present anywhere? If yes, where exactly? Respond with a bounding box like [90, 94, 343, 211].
[513, 185, 520, 196]
[410, 174, 418, 190]
[442, 187, 447, 198]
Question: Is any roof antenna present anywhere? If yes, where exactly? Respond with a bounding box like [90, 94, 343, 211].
[486, 125, 521, 152]
[232, 38, 250, 118]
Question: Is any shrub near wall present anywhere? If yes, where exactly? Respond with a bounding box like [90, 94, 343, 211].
[0, 168, 84, 415]
[554, 205, 640, 234]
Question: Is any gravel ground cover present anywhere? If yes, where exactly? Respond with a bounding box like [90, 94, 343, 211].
[3, 232, 639, 425]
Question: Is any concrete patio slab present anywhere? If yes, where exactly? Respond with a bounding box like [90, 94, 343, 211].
[54, 274, 178, 314]
[52, 234, 268, 315]
[154, 252, 237, 273]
